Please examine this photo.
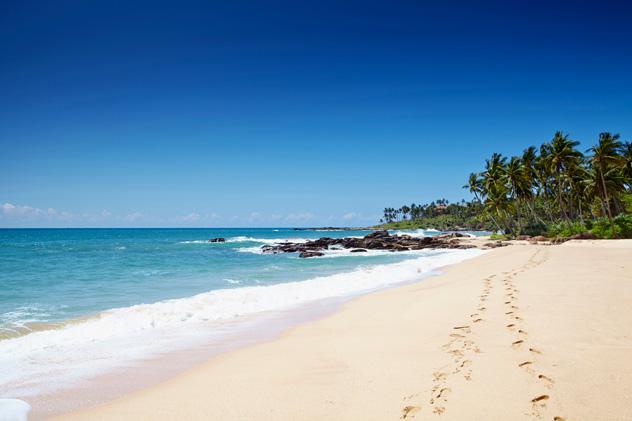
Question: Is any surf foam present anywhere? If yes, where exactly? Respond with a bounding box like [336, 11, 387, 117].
[0, 248, 484, 399]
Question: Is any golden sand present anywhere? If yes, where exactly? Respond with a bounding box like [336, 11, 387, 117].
[56, 240, 632, 420]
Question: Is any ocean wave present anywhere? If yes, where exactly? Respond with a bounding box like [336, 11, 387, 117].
[179, 237, 312, 245]
[0, 248, 484, 398]
[389, 228, 441, 238]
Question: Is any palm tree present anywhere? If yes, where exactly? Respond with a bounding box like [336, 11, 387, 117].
[565, 160, 588, 222]
[483, 183, 512, 233]
[587, 132, 624, 234]
[463, 172, 483, 202]
[400, 205, 410, 220]
[541, 131, 582, 220]
[519, 146, 545, 223]
[481, 153, 507, 195]
[622, 141, 632, 191]
[504, 156, 530, 231]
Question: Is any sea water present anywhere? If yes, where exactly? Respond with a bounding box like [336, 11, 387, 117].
[0, 228, 484, 401]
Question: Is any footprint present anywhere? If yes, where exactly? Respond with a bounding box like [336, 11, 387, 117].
[430, 387, 451, 404]
[538, 374, 554, 387]
[433, 406, 445, 415]
[453, 360, 471, 374]
[518, 361, 533, 368]
[401, 405, 420, 419]
[472, 318, 482, 323]
[518, 329, 528, 335]
[512, 340, 524, 348]
[553, 417, 566, 421]
[506, 323, 515, 329]
[433, 372, 447, 381]
[448, 349, 464, 358]
[453, 325, 470, 330]
[529, 347, 542, 354]
[531, 394, 549, 403]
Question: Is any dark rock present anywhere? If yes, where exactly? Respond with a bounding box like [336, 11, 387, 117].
[208, 238, 225, 243]
[484, 241, 508, 248]
[260, 229, 486, 255]
[298, 251, 325, 258]
[435, 232, 466, 239]
[365, 230, 390, 239]
[516, 235, 531, 241]
[531, 235, 547, 242]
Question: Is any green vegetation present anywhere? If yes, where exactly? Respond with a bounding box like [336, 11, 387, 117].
[378, 199, 495, 231]
[378, 131, 632, 239]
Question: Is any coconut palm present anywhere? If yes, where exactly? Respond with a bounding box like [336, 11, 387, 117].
[586, 132, 624, 234]
[400, 205, 410, 220]
[541, 131, 582, 220]
[622, 141, 632, 191]
[463, 172, 483, 202]
[483, 182, 512, 233]
[481, 153, 507, 194]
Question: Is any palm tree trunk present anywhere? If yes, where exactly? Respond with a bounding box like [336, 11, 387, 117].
[599, 167, 616, 238]
[557, 175, 568, 220]
[577, 197, 585, 225]
[488, 213, 502, 233]
[526, 199, 546, 225]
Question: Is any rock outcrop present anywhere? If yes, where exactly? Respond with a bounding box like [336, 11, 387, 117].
[261, 230, 479, 257]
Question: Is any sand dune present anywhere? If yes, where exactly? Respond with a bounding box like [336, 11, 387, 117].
[56, 241, 632, 420]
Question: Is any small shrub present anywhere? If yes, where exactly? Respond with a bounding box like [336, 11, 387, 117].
[546, 221, 587, 238]
[520, 220, 547, 236]
[591, 214, 632, 238]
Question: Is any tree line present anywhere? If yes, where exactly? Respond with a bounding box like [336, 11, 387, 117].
[380, 131, 632, 238]
[381, 199, 451, 223]
[465, 131, 632, 237]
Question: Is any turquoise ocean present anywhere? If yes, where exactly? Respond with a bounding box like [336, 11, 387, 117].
[0, 228, 485, 400]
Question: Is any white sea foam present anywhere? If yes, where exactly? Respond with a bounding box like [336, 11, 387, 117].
[227, 236, 312, 244]
[0, 248, 484, 398]
[236, 246, 266, 254]
[390, 228, 441, 238]
[179, 237, 312, 245]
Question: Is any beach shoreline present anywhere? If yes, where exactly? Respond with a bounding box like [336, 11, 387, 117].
[20, 246, 483, 419]
[53, 240, 632, 420]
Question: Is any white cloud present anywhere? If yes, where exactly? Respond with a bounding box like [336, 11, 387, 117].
[122, 212, 143, 223]
[247, 212, 262, 223]
[181, 212, 201, 222]
[342, 212, 357, 220]
[285, 212, 315, 223]
[1, 202, 45, 219]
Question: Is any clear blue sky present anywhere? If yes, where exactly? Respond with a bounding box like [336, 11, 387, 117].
[1, 0, 631, 227]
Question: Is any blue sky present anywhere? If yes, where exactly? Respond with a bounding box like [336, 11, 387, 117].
[1, 0, 631, 227]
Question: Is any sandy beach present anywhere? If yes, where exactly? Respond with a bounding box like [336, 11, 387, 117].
[55, 240, 632, 421]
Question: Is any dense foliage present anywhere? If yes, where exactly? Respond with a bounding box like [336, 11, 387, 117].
[379, 199, 495, 231]
[379, 131, 632, 238]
